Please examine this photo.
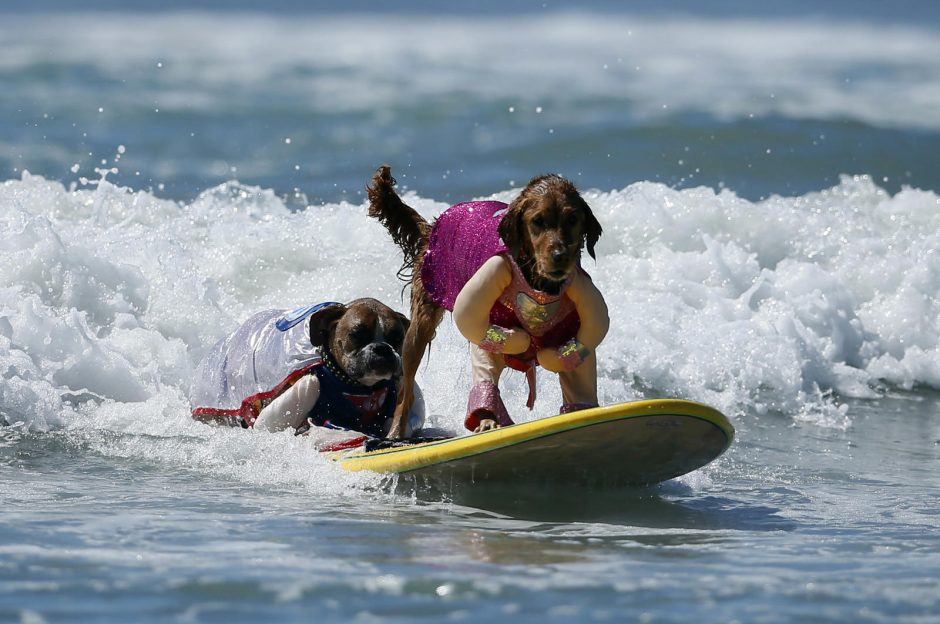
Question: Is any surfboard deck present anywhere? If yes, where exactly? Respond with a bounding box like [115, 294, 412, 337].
[332, 399, 734, 486]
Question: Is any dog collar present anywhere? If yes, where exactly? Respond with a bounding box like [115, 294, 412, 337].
[319, 346, 371, 389]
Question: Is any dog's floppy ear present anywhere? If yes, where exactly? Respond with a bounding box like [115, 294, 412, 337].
[578, 198, 603, 260]
[308, 303, 348, 347]
[393, 310, 411, 334]
[498, 198, 529, 257]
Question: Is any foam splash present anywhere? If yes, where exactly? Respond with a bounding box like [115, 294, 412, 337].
[592, 176, 939, 424]
[1, 172, 937, 466]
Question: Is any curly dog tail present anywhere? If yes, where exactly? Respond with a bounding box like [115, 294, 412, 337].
[367, 165, 430, 282]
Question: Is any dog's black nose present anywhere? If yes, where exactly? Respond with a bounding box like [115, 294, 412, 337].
[552, 249, 567, 262]
[371, 342, 395, 358]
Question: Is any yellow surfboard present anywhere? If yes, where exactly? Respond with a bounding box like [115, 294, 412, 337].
[333, 399, 734, 486]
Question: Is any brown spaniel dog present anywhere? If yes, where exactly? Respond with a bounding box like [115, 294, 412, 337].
[368, 166, 608, 438]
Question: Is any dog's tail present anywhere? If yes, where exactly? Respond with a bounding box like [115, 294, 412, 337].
[367, 165, 431, 283]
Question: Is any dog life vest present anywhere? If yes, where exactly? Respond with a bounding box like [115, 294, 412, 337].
[421, 200, 581, 370]
[190, 305, 397, 437]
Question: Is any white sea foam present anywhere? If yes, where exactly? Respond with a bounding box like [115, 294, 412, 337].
[0, 171, 937, 487]
[3, 11, 940, 131]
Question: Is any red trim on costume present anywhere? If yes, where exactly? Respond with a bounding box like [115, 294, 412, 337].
[316, 436, 370, 452]
[490, 309, 580, 412]
[190, 363, 321, 428]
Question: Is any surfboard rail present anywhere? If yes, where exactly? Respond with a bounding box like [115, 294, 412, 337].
[332, 399, 734, 484]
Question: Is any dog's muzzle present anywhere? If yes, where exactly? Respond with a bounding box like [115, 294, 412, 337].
[348, 342, 402, 385]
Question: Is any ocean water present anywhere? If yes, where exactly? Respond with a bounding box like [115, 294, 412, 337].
[2, 3, 939, 623]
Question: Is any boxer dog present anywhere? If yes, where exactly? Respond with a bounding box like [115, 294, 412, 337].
[367, 165, 608, 439]
[190, 298, 424, 440]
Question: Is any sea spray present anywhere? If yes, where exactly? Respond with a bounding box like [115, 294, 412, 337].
[1, 172, 937, 443]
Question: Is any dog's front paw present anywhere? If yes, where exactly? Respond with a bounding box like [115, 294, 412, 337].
[537, 340, 590, 373]
[473, 418, 500, 433]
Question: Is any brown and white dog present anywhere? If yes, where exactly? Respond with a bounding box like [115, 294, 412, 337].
[190, 298, 424, 439]
[367, 166, 608, 438]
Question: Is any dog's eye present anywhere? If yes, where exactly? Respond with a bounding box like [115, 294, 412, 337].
[350, 325, 372, 344]
[386, 329, 404, 349]
[531, 216, 546, 230]
[565, 214, 579, 227]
